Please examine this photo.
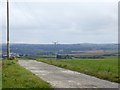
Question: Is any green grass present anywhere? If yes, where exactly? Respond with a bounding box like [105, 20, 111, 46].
[37, 57, 119, 83]
[2, 60, 52, 89]
[0, 61, 2, 89]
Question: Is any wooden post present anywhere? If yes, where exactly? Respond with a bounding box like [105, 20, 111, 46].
[7, 0, 10, 59]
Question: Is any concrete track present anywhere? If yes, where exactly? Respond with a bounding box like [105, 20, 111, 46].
[18, 60, 118, 88]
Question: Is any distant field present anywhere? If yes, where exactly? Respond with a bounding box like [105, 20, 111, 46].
[63, 50, 117, 56]
[38, 57, 119, 83]
[2, 60, 52, 89]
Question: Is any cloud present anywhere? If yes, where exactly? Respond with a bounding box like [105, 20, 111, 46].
[2, 0, 119, 3]
[1, 1, 118, 44]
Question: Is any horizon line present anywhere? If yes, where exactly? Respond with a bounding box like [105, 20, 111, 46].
[1, 42, 118, 45]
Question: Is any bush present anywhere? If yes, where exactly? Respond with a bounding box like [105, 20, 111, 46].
[9, 56, 16, 60]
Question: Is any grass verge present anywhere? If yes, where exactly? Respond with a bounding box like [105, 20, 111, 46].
[2, 60, 52, 89]
[37, 57, 119, 83]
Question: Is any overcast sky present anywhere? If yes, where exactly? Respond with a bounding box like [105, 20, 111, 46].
[1, 0, 118, 44]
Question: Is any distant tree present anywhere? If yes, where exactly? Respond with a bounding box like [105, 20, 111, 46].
[56, 54, 62, 59]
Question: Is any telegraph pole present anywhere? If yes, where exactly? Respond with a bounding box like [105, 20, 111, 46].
[7, 0, 10, 59]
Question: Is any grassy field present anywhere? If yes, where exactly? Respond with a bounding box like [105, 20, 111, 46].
[38, 57, 119, 83]
[2, 60, 52, 89]
[0, 61, 2, 89]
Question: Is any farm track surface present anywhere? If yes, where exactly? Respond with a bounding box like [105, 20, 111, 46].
[18, 60, 119, 89]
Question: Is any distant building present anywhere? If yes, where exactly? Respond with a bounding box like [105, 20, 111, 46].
[2, 52, 20, 58]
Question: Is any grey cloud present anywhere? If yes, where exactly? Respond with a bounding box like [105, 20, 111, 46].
[1, 1, 118, 44]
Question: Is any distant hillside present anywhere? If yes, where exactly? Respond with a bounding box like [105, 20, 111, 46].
[2, 43, 118, 55]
